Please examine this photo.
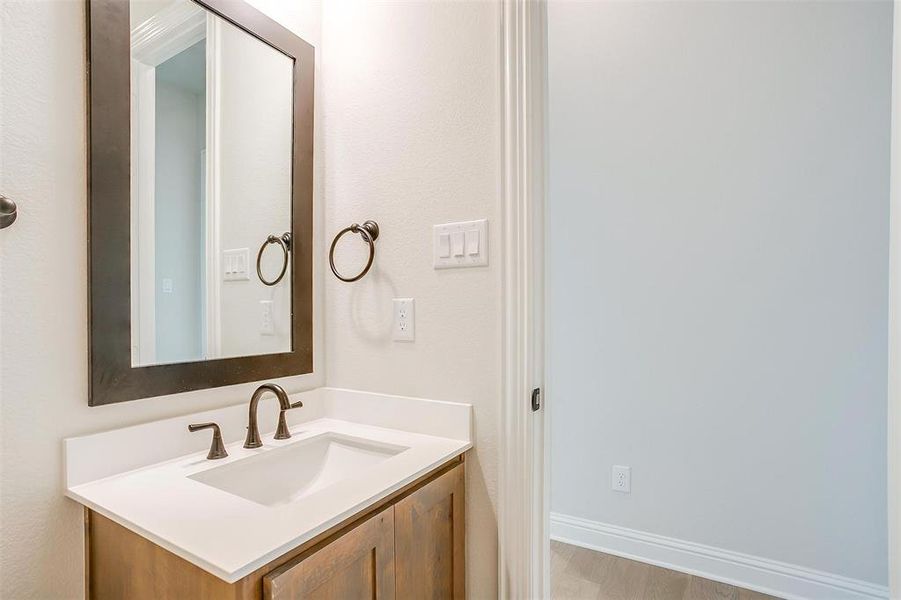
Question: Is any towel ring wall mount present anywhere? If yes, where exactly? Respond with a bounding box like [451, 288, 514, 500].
[329, 220, 380, 282]
[256, 232, 292, 286]
[0, 196, 17, 229]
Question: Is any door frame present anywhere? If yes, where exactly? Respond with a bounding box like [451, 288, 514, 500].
[128, 0, 208, 365]
[498, 1, 549, 598]
[889, 2, 900, 597]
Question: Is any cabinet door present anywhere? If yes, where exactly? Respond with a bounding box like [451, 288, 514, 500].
[395, 462, 465, 599]
[263, 506, 395, 600]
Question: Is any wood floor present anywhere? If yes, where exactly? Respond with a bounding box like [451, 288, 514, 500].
[551, 541, 782, 600]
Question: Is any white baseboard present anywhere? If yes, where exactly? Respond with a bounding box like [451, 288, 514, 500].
[550, 513, 888, 600]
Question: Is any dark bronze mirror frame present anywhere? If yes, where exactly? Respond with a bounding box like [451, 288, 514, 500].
[87, 0, 314, 406]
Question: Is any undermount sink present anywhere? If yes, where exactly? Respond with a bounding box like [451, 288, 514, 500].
[189, 433, 408, 507]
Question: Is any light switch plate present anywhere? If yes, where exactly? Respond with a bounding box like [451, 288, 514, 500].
[433, 219, 488, 269]
[223, 248, 250, 281]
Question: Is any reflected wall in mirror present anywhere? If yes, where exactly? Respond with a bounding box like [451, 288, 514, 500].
[129, 0, 293, 366]
[88, 0, 314, 405]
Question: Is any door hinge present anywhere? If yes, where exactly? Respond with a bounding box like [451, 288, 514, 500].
[531, 387, 541, 412]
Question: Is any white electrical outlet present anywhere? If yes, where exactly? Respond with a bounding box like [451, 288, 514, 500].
[393, 298, 415, 342]
[260, 300, 274, 336]
[612, 465, 631, 493]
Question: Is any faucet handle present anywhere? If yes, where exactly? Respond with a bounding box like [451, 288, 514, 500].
[274, 400, 304, 440]
[188, 422, 228, 460]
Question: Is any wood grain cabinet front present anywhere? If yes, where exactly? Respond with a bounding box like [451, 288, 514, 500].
[86, 457, 466, 600]
[263, 506, 396, 600]
[395, 462, 465, 599]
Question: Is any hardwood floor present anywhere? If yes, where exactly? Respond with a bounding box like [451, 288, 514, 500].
[550, 541, 782, 600]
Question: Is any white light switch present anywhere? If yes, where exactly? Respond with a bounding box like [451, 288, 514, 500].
[438, 233, 451, 258]
[223, 248, 250, 281]
[433, 219, 488, 269]
[465, 229, 479, 255]
[451, 232, 464, 256]
[162, 278, 173, 293]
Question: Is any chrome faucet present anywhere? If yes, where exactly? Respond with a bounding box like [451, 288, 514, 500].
[244, 383, 303, 449]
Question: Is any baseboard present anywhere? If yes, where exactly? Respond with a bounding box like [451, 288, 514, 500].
[550, 513, 889, 600]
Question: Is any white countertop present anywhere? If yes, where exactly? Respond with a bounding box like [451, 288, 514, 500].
[64, 388, 472, 583]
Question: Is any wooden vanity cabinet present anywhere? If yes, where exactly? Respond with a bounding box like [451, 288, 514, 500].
[263, 506, 396, 599]
[395, 461, 465, 598]
[86, 457, 465, 600]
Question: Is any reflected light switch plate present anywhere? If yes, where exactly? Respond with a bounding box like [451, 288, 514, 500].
[223, 248, 250, 281]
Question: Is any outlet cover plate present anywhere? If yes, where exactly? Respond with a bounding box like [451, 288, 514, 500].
[393, 298, 415, 342]
[612, 465, 631, 493]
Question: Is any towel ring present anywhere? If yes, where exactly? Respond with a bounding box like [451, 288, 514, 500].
[329, 220, 380, 283]
[257, 232, 292, 286]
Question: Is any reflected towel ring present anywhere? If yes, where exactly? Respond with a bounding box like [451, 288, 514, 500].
[329, 220, 380, 283]
[257, 232, 292, 286]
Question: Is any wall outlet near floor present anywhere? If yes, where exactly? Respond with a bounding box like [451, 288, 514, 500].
[612, 465, 631, 493]
[393, 298, 415, 341]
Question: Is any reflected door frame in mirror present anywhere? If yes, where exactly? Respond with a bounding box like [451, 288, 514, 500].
[87, 0, 314, 406]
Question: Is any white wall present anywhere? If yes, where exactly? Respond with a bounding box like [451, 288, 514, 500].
[321, 2, 501, 598]
[548, 0, 892, 589]
[0, 0, 323, 597]
[217, 16, 293, 359]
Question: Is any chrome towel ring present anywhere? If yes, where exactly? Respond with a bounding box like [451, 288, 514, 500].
[329, 220, 380, 283]
[257, 232, 292, 286]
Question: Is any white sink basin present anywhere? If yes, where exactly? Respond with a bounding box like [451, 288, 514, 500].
[189, 432, 407, 507]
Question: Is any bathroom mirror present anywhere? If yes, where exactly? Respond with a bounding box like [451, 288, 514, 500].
[88, 0, 314, 405]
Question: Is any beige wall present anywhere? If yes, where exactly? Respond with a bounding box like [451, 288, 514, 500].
[321, 2, 502, 598]
[0, 1, 322, 597]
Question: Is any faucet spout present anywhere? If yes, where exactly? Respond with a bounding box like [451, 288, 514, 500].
[244, 383, 297, 448]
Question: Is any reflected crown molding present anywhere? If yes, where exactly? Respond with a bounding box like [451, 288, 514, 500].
[131, 0, 206, 66]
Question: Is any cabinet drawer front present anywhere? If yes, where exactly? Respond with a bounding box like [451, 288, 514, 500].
[263, 506, 395, 600]
[395, 462, 465, 599]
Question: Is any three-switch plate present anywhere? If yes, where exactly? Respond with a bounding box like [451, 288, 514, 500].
[223, 248, 250, 281]
[433, 219, 488, 269]
[612, 465, 631, 493]
[393, 298, 415, 342]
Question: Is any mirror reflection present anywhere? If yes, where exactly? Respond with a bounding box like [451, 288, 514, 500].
[129, 0, 294, 367]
